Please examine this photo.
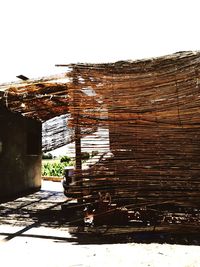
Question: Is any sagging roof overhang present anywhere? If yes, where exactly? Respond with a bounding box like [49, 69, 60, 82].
[0, 75, 70, 121]
[1, 51, 200, 151]
[0, 51, 200, 123]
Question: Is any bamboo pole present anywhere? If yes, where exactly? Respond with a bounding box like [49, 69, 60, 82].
[73, 73, 82, 203]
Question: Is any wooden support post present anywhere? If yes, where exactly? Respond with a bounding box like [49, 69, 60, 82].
[75, 116, 82, 204]
[75, 117, 82, 171]
[73, 72, 82, 203]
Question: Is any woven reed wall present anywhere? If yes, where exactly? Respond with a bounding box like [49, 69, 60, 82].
[65, 52, 200, 205]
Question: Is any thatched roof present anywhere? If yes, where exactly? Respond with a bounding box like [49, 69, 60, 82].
[0, 51, 200, 124]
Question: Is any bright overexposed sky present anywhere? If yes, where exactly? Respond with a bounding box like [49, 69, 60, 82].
[0, 0, 200, 83]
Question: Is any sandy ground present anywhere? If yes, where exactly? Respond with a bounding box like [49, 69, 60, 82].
[1, 234, 200, 267]
[0, 180, 200, 267]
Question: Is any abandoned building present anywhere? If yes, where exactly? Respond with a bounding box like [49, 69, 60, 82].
[0, 51, 200, 212]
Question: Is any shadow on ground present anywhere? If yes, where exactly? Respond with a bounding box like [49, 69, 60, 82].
[0, 188, 200, 246]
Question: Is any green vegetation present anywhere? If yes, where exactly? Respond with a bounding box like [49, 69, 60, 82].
[42, 151, 99, 177]
[81, 152, 90, 160]
[42, 154, 74, 177]
[60, 155, 71, 163]
[42, 161, 74, 177]
[42, 152, 53, 160]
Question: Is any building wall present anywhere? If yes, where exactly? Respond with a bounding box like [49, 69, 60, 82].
[0, 107, 41, 200]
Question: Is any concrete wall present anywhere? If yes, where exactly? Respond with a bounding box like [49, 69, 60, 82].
[0, 107, 42, 200]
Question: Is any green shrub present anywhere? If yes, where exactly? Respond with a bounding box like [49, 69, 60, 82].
[81, 152, 90, 160]
[42, 152, 53, 160]
[42, 161, 74, 177]
[60, 155, 71, 163]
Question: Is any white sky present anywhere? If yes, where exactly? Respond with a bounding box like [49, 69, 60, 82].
[0, 0, 200, 83]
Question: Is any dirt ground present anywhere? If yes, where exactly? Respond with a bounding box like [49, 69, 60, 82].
[0, 180, 200, 267]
